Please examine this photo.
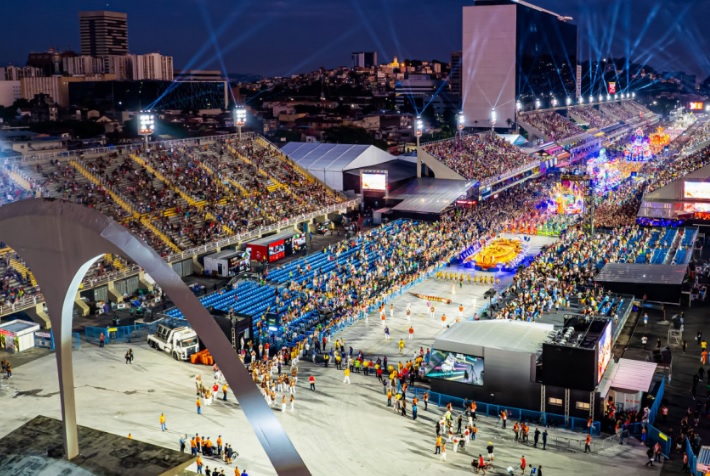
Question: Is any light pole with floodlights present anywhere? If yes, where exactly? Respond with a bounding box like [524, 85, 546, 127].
[490, 107, 497, 131]
[138, 112, 154, 148]
[234, 106, 247, 141]
[415, 116, 423, 178]
[457, 111, 465, 139]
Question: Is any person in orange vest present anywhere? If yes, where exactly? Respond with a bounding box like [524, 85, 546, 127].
[160, 413, 167, 431]
[441, 313, 447, 328]
[458, 304, 464, 320]
[195, 433, 202, 453]
[309, 375, 316, 391]
[217, 435, 223, 457]
[702, 349, 708, 365]
[585, 434, 591, 453]
[434, 435, 443, 454]
[196, 397, 202, 415]
[408, 326, 414, 340]
[190, 436, 197, 456]
[424, 392, 429, 411]
[222, 383, 229, 401]
[196, 454, 203, 474]
[513, 422, 520, 443]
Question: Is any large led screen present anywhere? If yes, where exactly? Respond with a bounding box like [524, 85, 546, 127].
[684, 181, 710, 200]
[427, 350, 484, 385]
[597, 323, 612, 383]
[361, 173, 387, 191]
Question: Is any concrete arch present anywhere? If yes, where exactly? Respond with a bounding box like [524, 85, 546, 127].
[0, 199, 310, 476]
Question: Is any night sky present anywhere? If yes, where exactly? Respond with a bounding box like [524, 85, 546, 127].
[2, 0, 709, 78]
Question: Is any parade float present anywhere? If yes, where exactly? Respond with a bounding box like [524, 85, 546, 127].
[470, 237, 528, 271]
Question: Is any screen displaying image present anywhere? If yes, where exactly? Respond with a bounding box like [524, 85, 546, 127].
[427, 350, 484, 385]
[684, 181, 710, 200]
[597, 323, 612, 383]
[362, 173, 387, 191]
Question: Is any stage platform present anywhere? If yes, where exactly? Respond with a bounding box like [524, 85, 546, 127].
[388, 177, 473, 215]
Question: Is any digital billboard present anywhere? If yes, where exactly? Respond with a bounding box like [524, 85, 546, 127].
[684, 181, 710, 200]
[689, 102, 705, 111]
[361, 172, 387, 191]
[607, 82, 616, 95]
[427, 350, 484, 385]
[597, 322, 612, 383]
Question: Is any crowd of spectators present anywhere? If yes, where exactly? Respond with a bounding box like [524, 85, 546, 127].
[422, 132, 538, 182]
[571, 105, 617, 130]
[600, 103, 637, 122]
[519, 111, 584, 140]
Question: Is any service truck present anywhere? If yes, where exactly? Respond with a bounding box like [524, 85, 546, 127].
[147, 324, 199, 361]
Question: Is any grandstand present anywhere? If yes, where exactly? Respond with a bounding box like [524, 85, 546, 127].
[0, 133, 356, 321]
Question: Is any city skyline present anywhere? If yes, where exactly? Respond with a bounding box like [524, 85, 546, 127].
[1, 0, 709, 78]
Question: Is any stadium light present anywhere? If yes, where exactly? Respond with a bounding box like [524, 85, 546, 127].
[415, 115, 424, 178]
[606, 94, 611, 101]
[579, 97, 584, 104]
[457, 111, 465, 137]
[234, 106, 247, 140]
[516, 100, 522, 112]
[551, 98, 558, 107]
[566, 97, 571, 106]
[598, 94, 603, 103]
[490, 107, 497, 131]
[535, 99, 541, 109]
[138, 112, 154, 148]
[589, 95, 594, 104]
[632, 92, 636, 98]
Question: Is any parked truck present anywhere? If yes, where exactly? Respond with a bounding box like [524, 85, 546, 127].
[147, 323, 199, 361]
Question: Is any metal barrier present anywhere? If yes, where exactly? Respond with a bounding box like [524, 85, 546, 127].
[687, 437, 701, 476]
[404, 387, 601, 437]
[649, 377, 665, 426]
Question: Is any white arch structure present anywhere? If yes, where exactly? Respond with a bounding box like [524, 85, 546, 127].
[0, 199, 310, 476]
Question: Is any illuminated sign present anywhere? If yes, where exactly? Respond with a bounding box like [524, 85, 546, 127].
[607, 82, 616, 95]
[684, 181, 710, 200]
[361, 172, 387, 191]
[689, 102, 704, 111]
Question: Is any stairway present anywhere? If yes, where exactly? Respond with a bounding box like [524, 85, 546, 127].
[227, 145, 290, 195]
[69, 160, 136, 218]
[198, 162, 249, 197]
[9, 258, 38, 287]
[7, 170, 34, 192]
[71, 159, 181, 253]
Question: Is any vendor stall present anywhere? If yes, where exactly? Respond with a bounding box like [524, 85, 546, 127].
[0, 319, 41, 352]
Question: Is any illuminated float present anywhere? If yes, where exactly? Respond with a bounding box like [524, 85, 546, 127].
[471, 237, 527, 271]
[623, 128, 652, 161]
[551, 182, 584, 215]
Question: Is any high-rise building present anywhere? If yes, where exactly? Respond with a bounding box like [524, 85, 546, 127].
[0, 66, 42, 81]
[104, 55, 133, 80]
[462, 0, 577, 127]
[0, 81, 21, 107]
[449, 51, 462, 97]
[27, 49, 77, 76]
[79, 11, 128, 57]
[131, 53, 174, 81]
[352, 52, 377, 69]
[63, 55, 105, 76]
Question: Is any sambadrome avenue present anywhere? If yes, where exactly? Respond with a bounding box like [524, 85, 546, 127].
[3, 0, 710, 475]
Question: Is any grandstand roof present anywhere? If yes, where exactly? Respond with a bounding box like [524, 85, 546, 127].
[433, 320, 554, 355]
[280, 142, 397, 191]
[638, 163, 710, 218]
[594, 263, 687, 286]
[389, 178, 472, 215]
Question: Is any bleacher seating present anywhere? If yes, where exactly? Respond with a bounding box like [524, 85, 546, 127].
[519, 111, 584, 141]
[422, 131, 537, 181]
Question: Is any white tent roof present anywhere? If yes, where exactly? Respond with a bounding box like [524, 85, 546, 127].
[280, 142, 396, 173]
[599, 358, 657, 396]
[434, 320, 555, 354]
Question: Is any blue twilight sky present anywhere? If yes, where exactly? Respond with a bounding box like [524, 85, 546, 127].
[1, 0, 709, 78]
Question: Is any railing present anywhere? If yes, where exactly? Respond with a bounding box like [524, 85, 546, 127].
[0, 293, 44, 315]
[9, 132, 256, 165]
[479, 160, 540, 188]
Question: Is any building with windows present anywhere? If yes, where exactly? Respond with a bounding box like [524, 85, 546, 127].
[352, 52, 377, 69]
[131, 53, 173, 81]
[0, 66, 42, 81]
[449, 51, 462, 98]
[462, 0, 578, 128]
[63, 56, 105, 76]
[0, 81, 21, 107]
[79, 11, 128, 57]
[394, 74, 436, 109]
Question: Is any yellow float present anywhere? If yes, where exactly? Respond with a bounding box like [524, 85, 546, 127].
[474, 238, 524, 271]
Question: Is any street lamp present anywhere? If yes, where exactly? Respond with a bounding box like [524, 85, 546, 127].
[457, 111, 465, 138]
[490, 107, 497, 131]
[415, 115, 424, 178]
[138, 112, 154, 148]
[234, 106, 247, 141]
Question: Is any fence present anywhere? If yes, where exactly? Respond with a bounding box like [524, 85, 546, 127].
[687, 437, 701, 476]
[84, 321, 163, 346]
[403, 387, 601, 437]
[648, 377, 665, 426]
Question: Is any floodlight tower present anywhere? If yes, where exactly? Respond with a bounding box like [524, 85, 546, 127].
[566, 97, 572, 108]
[457, 111, 465, 139]
[138, 112, 155, 148]
[234, 105, 247, 141]
[415, 116, 424, 177]
[490, 107, 497, 131]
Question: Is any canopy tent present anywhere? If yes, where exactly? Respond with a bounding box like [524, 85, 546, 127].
[280, 142, 397, 191]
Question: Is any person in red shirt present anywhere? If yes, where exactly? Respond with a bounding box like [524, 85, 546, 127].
[309, 375, 316, 391]
[520, 455, 527, 474]
[585, 434, 591, 453]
